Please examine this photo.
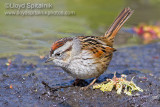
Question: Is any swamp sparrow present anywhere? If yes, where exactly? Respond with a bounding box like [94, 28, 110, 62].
[45, 8, 133, 90]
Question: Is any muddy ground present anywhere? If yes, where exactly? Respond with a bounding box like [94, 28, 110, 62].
[0, 42, 160, 107]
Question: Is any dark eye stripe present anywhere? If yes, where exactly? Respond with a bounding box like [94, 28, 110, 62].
[63, 46, 72, 53]
[50, 46, 72, 57]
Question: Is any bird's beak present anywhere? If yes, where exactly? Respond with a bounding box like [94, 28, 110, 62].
[45, 57, 54, 63]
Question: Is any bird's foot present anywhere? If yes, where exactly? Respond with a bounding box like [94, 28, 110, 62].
[80, 85, 91, 90]
[80, 78, 98, 90]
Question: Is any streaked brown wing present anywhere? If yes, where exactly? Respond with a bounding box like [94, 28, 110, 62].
[78, 36, 116, 58]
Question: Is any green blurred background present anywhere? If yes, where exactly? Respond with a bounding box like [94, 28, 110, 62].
[0, 0, 160, 57]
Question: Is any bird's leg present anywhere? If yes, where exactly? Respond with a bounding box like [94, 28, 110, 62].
[81, 77, 98, 90]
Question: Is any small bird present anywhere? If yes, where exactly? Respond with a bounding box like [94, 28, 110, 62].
[45, 7, 133, 90]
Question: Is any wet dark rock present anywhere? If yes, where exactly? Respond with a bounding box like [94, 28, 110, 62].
[0, 42, 160, 106]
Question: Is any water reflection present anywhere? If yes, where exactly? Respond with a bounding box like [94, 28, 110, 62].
[0, 0, 160, 57]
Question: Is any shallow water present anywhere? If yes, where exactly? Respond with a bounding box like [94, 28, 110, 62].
[0, 0, 160, 57]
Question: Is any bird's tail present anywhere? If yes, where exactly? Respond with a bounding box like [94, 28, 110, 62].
[104, 7, 133, 42]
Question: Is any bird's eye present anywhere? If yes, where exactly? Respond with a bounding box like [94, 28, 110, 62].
[55, 53, 61, 56]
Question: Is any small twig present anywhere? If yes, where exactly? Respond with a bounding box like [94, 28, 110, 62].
[42, 81, 74, 92]
[42, 81, 57, 92]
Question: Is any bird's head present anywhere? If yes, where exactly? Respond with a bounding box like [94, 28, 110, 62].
[45, 38, 74, 67]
